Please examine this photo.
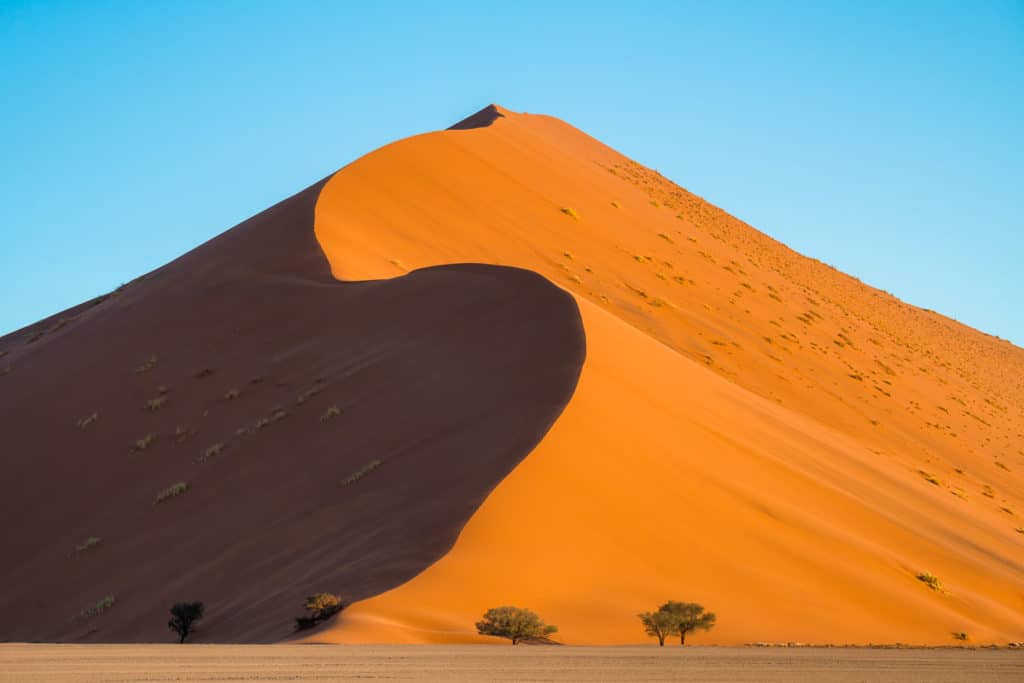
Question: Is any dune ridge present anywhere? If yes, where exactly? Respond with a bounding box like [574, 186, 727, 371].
[0, 174, 585, 642]
[312, 105, 1024, 645]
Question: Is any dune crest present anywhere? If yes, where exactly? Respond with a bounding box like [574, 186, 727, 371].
[312, 106, 1024, 645]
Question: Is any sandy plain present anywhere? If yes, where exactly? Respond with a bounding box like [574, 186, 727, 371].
[2, 643, 1022, 682]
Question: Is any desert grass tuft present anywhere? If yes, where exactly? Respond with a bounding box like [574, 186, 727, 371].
[131, 433, 155, 452]
[155, 481, 188, 504]
[145, 396, 167, 412]
[134, 355, 159, 374]
[321, 405, 342, 422]
[916, 571, 943, 592]
[560, 207, 580, 220]
[72, 536, 102, 555]
[199, 442, 224, 462]
[76, 412, 99, 429]
[224, 388, 241, 400]
[342, 459, 383, 486]
[79, 595, 115, 619]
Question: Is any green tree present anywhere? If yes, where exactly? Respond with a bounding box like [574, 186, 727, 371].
[638, 610, 678, 646]
[658, 601, 716, 645]
[475, 606, 558, 645]
[167, 602, 204, 644]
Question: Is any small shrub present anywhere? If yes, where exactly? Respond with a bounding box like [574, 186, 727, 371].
[157, 385, 169, 394]
[80, 595, 115, 618]
[560, 207, 579, 220]
[294, 592, 346, 631]
[296, 386, 323, 405]
[134, 355, 159, 374]
[918, 470, 941, 486]
[320, 405, 342, 422]
[132, 433, 155, 452]
[76, 412, 99, 429]
[199, 443, 223, 462]
[73, 536, 102, 554]
[342, 459, 382, 486]
[610, 201, 620, 208]
[145, 396, 167, 412]
[916, 572, 943, 592]
[195, 368, 215, 379]
[249, 376, 264, 384]
[155, 481, 188, 504]
[224, 389, 240, 400]
[952, 631, 968, 641]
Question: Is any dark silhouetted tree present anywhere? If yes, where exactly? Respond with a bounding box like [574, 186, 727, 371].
[658, 601, 716, 645]
[475, 606, 558, 645]
[167, 602, 204, 644]
[638, 610, 678, 646]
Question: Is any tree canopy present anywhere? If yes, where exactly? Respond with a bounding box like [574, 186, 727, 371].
[475, 606, 558, 645]
[637, 610, 677, 646]
[658, 601, 716, 645]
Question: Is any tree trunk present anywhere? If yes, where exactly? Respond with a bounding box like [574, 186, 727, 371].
[658, 635, 665, 646]
[680, 630, 686, 645]
[179, 631, 186, 644]
[512, 637, 518, 645]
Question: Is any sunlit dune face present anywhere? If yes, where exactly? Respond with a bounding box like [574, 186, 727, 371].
[312, 106, 1024, 645]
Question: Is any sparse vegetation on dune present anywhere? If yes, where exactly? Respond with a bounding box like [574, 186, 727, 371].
[155, 482, 188, 504]
[560, 207, 579, 220]
[916, 572, 943, 592]
[295, 593, 346, 631]
[72, 536, 102, 555]
[145, 396, 167, 412]
[76, 412, 99, 429]
[134, 355, 159, 374]
[342, 459, 382, 486]
[132, 433, 155, 452]
[320, 405, 342, 422]
[79, 595, 115, 619]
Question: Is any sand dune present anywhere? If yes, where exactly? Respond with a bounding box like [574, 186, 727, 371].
[312, 106, 1023, 645]
[0, 176, 584, 642]
[1, 104, 1020, 646]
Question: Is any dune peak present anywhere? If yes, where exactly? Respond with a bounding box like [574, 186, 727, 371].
[447, 104, 511, 130]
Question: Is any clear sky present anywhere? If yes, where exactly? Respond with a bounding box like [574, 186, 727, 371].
[2, 1, 1021, 344]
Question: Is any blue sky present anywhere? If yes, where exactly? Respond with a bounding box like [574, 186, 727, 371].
[2, 1, 1021, 344]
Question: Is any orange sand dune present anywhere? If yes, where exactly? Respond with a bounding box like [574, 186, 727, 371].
[312, 105, 1024, 645]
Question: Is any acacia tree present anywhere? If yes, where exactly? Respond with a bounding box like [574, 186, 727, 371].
[638, 610, 677, 646]
[167, 602, 204, 644]
[659, 601, 716, 645]
[475, 606, 558, 645]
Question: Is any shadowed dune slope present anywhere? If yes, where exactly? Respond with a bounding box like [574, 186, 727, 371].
[0, 178, 585, 642]
[313, 106, 1024, 645]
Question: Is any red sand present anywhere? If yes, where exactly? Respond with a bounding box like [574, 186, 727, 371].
[1, 104, 1021, 646]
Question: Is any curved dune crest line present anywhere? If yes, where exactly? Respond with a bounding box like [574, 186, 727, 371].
[0, 174, 585, 642]
[312, 105, 1024, 645]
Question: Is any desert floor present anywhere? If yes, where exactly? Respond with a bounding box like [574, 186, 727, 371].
[1, 644, 1021, 682]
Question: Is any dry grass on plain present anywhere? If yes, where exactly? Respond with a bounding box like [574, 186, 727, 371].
[1, 644, 1022, 682]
